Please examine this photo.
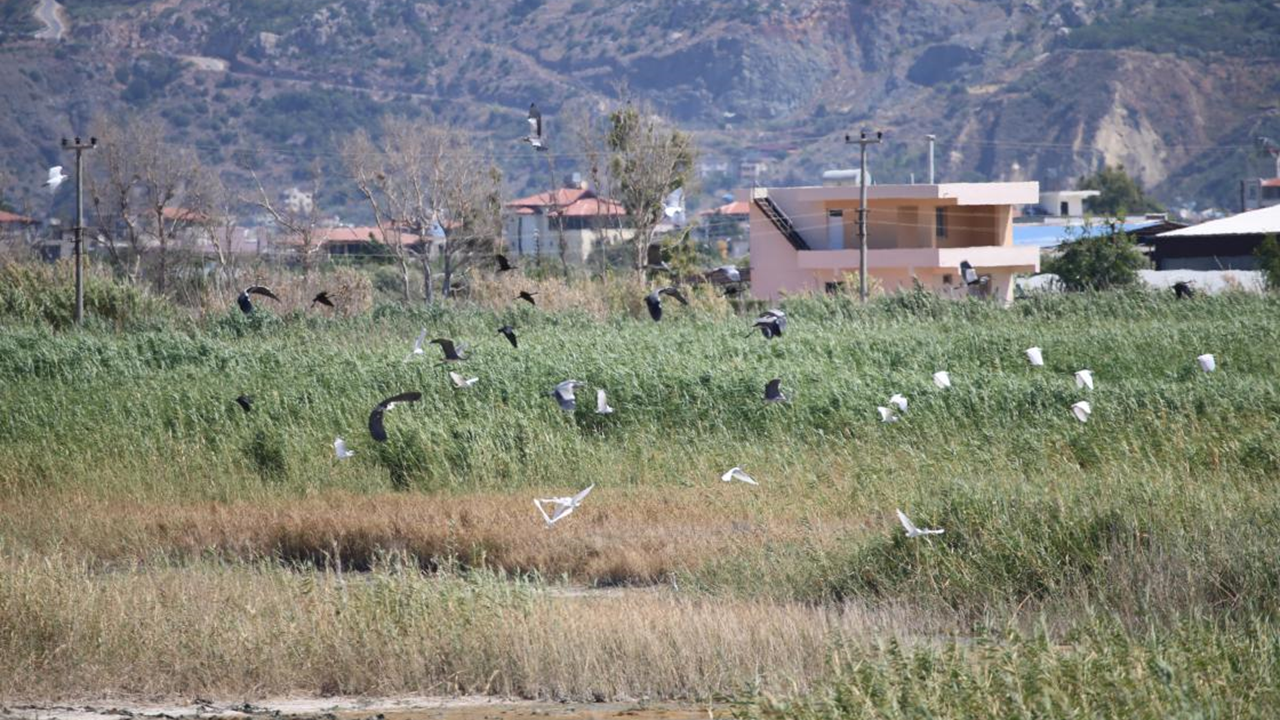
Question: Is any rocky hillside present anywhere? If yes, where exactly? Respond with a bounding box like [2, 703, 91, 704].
[1, 0, 1278, 217]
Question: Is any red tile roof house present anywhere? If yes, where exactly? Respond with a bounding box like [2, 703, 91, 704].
[744, 180, 1042, 302]
[504, 186, 634, 265]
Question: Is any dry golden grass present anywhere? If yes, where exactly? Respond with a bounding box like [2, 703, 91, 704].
[0, 552, 959, 702]
[0, 488, 871, 586]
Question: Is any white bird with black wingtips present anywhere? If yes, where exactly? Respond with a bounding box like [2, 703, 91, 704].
[721, 467, 757, 485]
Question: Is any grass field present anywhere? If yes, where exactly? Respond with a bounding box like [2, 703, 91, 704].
[2, 264, 1279, 715]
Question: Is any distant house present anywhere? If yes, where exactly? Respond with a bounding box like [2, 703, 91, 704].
[0, 210, 39, 245]
[504, 185, 633, 264]
[698, 200, 750, 258]
[1151, 204, 1280, 270]
[1242, 178, 1280, 211]
[1036, 190, 1100, 217]
[318, 226, 423, 256]
[747, 179, 1041, 302]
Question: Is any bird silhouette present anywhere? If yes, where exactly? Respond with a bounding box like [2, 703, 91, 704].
[368, 392, 422, 443]
[496, 254, 516, 273]
[644, 286, 689, 322]
[311, 291, 334, 308]
[517, 291, 537, 306]
[237, 286, 280, 315]
[498, 325, 518, 348]
[430, 338, 466, 362]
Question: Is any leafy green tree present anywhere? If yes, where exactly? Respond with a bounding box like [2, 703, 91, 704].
[1256, 234, 1280, 290]
[1045, 223, 1150, 291]
[1078, 165, 1164, 216]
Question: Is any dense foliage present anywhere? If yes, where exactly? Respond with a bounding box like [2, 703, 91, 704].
[1044, 225, 1151, 291]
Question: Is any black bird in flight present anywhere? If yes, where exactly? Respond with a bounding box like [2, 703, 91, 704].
[1173, 281, 1196, 300]
[235, 395, 253, 413]
[496, 254, 516, 273]
[524, 103, 546, 151]
[368, 392, 422, 443]
[237, 286, 280, 315]
[430, 338, 467, 362]
[763, 378, 789, 403]
[517, 290, 538, 306]
[644, 286, 689, 322]
[311, 291, 335, 308]
[498, 325, 518, 349]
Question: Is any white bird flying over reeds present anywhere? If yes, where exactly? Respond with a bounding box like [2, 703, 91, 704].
[721, 467, 757, 485]
[44, 166, 66, 192]
[596, 388, 614, 415]
[449, 371, 478, 389]
[1025, 346, 1044, 366]
[1071, 400, 1092, 423]
[889, 393, 908, 412]
[877, 406, 899, 423]
[333, 437, 355, 459]
[1074, 369, 1094, 390]
[404, 328, 428, 362]
[534, 484, 594, 526]
[933, 371, 951, 389]
[1197, 354, 1216, 372]
[896, 509, 944, 538]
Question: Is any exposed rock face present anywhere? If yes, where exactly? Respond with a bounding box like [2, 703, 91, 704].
[0, 0, 1276, 209]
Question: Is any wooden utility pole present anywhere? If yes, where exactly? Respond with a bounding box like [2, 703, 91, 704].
[62, 136, 97, 326]
[845, 129, 882, 302]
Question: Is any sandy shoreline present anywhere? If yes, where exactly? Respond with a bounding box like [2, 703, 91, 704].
[0, 696, 712, 720]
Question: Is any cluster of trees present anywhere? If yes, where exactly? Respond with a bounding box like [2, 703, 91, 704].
[16, 98, 696, 307]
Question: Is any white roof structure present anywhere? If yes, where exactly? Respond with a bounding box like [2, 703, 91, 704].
[1158, 205, 1280, 238]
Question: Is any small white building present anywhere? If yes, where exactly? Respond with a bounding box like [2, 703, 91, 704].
[1037, 190, 1100, 217]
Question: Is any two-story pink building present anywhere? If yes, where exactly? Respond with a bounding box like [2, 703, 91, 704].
[746, 180, 1042, 301]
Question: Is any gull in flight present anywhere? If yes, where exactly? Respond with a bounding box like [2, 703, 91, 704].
[933, 371, 951, 389]
[596, 388, 614, 415]
[1071, 400, 1092, 423]
[897, 509, 944, 538]
[888, 393, 908, 412]
[237, 285, 280, 315]
[764, 378, 789, 403]
[44, 166, 67, 192]
[662, 188, 686, 226]
[449, 371, 479, 389]
[1074, 369, 1094, 390]
[749, 309, 786, 339]
[404, 328, 429, 362]
[1025, 347, 1044, 367]
[534, 484, 594, 526]
[368, 392, 422, 443]
[877, 406, 899, 423]
[334, 437, 355, 459]
[430, 338, 467, 362]
[721, 467, 757, 485]
[1197, 354, 1216, 372]
[645, 286, 689, 322]
[523, 103, 547, 151]
[551, 380, 585, 412]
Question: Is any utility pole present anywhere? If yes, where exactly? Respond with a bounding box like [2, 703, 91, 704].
[62, 136, 97, 326]
[846, 129, 882, 302]
[926, 134, 936, 184]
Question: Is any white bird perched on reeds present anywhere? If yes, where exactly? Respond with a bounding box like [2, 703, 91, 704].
[534, 484, 594, 526]
[896, 509, 944, 538]
[44, 166, 66, 192]
[888, 393, 908, 412]
[1025, 346, 1044, 366]
[1071, 401, 1092, 423]
[877, 406, 899, 423]
[595, 388, 614, 415]
[403, 328, 428, 362]
[933, 371, 951, 389]
[1074, 369, 1094, 390]
[449, 371, 478, 389]
[333, 437, 355, 459]
[721, 467, 757, 485]
[1197, 354, 1216, 372]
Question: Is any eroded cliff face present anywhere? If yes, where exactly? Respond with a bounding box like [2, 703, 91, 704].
[2, 0, 1277, 209]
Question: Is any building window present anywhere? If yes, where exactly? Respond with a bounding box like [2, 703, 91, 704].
[1060, 201, 1070, 216]
[826, 210, 843, 250]
[935, 207, 948, 239]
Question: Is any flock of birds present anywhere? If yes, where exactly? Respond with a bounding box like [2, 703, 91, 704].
[225, 251, 1224, 540]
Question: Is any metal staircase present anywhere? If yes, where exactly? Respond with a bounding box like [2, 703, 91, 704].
[752, 189, 809, 251]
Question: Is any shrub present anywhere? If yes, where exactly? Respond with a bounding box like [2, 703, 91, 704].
[1044, 224, 1150, 291]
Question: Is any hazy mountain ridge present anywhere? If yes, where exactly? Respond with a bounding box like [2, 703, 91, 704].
[1, 0, 1278, 216]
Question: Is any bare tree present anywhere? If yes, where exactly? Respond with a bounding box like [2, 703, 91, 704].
[250, 160, 327, 278]
[603, 101, 697, 272]
[88, 115, 210, 292]
[342, 116, 502, 305]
